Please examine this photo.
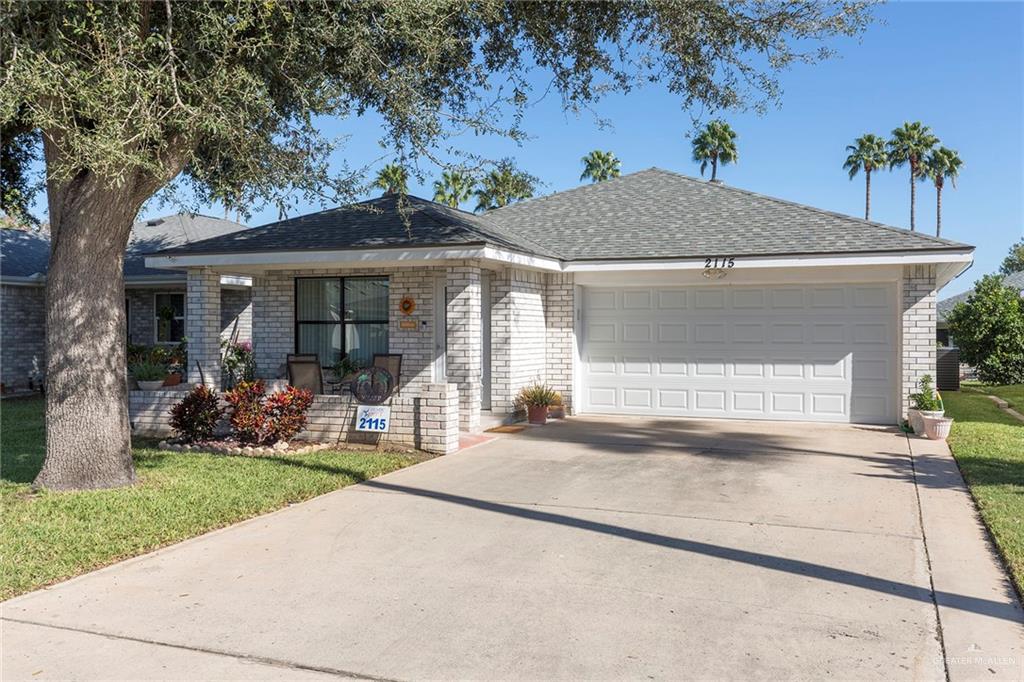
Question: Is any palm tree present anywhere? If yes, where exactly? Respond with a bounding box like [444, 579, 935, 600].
[691, 120, 738, 182]
[887, 122, 938, 231]
[842, 134, 888, 221]
[432, 170, 475, 208]
[580, 150, 621, 183]
[374, 163, 408, 195]
[925, 147, 963, 238]
[474, 162, 537, 213]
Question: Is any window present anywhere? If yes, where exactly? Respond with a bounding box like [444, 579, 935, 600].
[295, 277, 389, 367]
[154, 293, 186, 344]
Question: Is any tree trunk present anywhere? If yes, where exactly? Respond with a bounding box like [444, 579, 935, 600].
[909, 164, 916, 231]
[34, 182, 142, 490]
[711, 155, 718, 181]
[865, 169, 871, 220]
[936, 183, 942, 238]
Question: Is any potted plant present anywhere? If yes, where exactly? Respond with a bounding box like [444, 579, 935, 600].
[132, 361, 169, 390]
[517, 382, 559, 425]
[908, 374, 943, 435]
[548, 391, 566, 419]
[922, 411, 954, 440]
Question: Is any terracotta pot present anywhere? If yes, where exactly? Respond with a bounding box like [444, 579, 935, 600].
[163, 373, 182, 387]
[527, 404, 548, 425]
[548, 405, 566, 419]
[923, 415, 954, 440]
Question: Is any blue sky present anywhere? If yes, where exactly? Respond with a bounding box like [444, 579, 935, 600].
[155, 2, 1022, 297]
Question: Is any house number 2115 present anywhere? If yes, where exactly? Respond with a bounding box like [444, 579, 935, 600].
[704, 257, 735, 269]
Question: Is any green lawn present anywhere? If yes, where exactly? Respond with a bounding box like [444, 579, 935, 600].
[1, 397, 421, 600]
[941, 388, 1024, 594]
[960, 381, 1024, 411]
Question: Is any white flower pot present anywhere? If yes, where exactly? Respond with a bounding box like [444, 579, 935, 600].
[137, 380, 165, 391]
[923, 415, 954, 441]
[908, 409, 922, 434]
[913, 410, 944, 435]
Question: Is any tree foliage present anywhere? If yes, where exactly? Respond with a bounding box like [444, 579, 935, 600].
[691, 120, 738, 181]
[843, 134, 887, 180]
[999, 239, 1024, 275]
[432, 169, 475, 208]
[946, 275, 1024, 385]
[2, 1, 874, 216]
[374, 164, 409, 196]
[580, 150, 621, 183]
[474, 160, 537, 212]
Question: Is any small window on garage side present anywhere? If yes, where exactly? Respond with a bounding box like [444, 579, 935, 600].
[154, 292, 186, 344]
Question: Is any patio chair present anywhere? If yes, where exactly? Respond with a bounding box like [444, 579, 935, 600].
[278, 354, 319, 379]
[373, 353, 402, 392]
[287, 359, 324, 394]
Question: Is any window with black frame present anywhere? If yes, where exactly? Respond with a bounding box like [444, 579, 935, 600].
[294, 276, 389, 367]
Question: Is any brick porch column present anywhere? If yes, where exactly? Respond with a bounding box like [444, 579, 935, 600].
[446, 263, 482, 432]
[186, 268, 221, 388]
[901, 264, 938, 418]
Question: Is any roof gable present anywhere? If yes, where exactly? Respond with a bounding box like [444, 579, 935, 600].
[152, 195, 560, 259]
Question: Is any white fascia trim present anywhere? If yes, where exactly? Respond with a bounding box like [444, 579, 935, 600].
[562, 250, 974, 272]
[145, 245, 971, 276]
[145, 245, 562, 272]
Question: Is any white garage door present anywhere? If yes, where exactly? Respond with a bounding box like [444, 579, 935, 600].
[580, 284, 897, 424]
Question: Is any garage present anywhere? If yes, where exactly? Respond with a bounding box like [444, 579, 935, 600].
[579, 283, 898, 424]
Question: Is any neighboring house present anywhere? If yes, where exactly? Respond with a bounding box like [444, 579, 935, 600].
[145, 168, 973, 442]
[1, 214, 252, 389]
[936, 270, 1024, 346]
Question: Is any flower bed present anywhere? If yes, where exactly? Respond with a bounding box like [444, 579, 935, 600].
[157, 439, 331, 457]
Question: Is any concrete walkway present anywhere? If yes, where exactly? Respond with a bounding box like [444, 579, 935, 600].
[3, 417, 1022, 680]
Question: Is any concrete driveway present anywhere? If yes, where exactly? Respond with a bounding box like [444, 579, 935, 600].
[4, 417, 1023, 680]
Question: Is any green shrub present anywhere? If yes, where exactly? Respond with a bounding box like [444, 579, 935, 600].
[947, 275, 1024, 385]
[130, 361, 167, 381]
[516, 382, 559, 407]
[910, 374, 943, 411]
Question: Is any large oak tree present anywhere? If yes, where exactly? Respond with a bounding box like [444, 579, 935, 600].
[1, 0, 872, 490]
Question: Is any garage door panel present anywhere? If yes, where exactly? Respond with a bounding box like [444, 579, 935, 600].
[581, 283, 897, 424]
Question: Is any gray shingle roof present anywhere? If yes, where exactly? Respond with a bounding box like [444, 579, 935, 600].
[152, 195, 560, 259]
[0, 229, 50, 279]
[938, 271, 1024, 323]
[485, 168, 971, 260]
[0, 214, 247, 281]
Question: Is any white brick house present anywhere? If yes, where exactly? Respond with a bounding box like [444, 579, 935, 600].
[144, 169, 973, 450]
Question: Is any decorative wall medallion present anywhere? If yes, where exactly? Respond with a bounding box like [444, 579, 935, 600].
[352, 367, 395, 405]
[399, 297, 416, 315]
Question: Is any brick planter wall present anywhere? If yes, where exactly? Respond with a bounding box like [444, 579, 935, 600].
[129, 382, 460, 455]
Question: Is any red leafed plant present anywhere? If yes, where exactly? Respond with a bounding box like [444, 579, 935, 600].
[224, 380, 313, 445]
[169, 385, 224, 442]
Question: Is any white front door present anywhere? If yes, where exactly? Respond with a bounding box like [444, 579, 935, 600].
[579, 283, 897, 424]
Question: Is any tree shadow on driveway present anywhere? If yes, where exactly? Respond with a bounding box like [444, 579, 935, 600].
[359, 478, 1024, 624]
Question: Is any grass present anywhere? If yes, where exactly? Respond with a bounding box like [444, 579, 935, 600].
[960, 381, 1024, 411]
[941, 387, 1024, 594]
[0, 397, 421, 600]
